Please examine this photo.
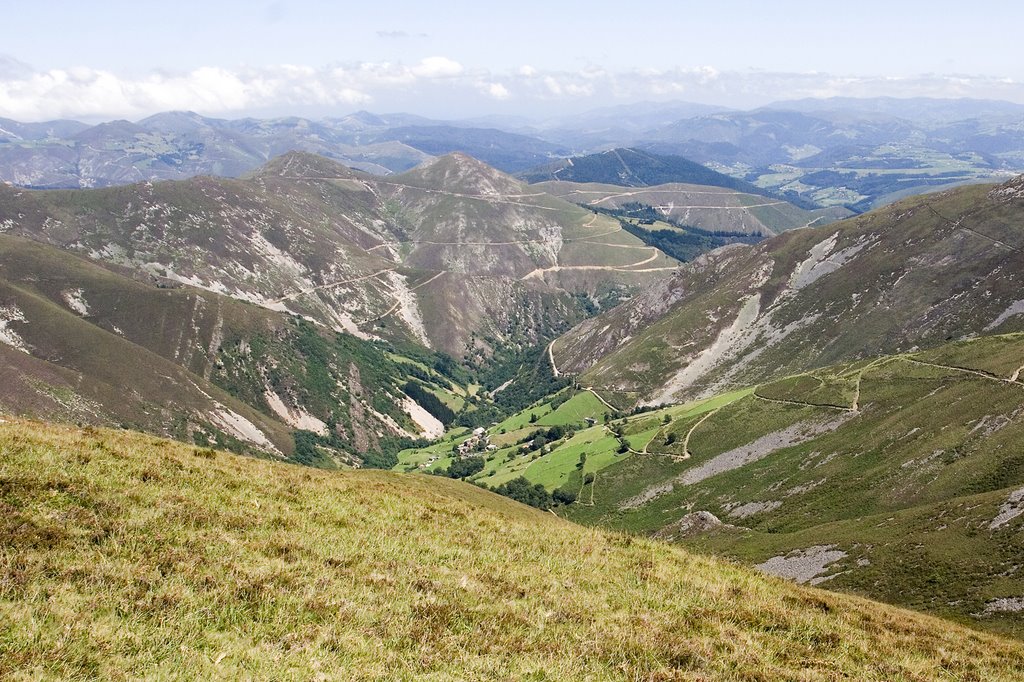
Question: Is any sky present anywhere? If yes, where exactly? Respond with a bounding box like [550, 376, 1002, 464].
[2, 0, 1023, 121]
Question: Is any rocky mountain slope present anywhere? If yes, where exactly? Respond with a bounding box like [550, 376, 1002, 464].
[4, 417, 1024, 679]
[0, 151, 679, 359]
[552, 176, 1024, 406]
[0, 234, 475, 466]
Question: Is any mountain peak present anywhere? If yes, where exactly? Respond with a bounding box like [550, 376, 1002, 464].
[137, 110, 217, 133]
[252, 151, 361, 180]
[397, 152, 524, 195]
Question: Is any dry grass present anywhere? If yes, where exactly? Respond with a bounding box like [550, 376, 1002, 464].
[2, 418, 1023, 680]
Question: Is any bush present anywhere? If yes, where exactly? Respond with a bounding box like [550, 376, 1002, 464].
[492, 477, 554, 510]
[444, 456, 485, 479]
[553, 485, 578, 505]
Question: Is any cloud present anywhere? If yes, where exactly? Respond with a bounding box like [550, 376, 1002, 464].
[1, 59, 1022, 121]
[411, 56, 463, 79]
[542, 76, 562, 96]
[484, 82, 510, 100]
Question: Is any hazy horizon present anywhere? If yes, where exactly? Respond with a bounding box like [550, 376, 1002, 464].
[3, 0, 1024, 122]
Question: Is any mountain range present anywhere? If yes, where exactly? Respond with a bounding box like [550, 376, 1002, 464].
[3, 97, 1023, 212]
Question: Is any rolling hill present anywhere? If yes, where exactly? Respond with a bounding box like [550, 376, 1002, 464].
[3, 417, 1024, 679]
[552, 176, 1024, 406]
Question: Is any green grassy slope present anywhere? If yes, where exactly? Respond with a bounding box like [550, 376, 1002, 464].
[3, 418, 1024, 679]
[536, 179, 847, 237]
[554, 176, 1024, 406]
[555, 333, 1024, 636]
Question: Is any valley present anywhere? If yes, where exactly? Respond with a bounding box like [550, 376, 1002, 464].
[3, 114, 1024, 666]
[8, 2, 1024, 676]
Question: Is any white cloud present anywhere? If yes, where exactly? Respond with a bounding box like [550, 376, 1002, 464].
[542, 76, 562, 96]
[484, 82, 510, 100]
[411, 56, 463, 78]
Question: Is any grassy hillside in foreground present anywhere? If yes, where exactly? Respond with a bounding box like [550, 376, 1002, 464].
[3, 419, 1024, 679]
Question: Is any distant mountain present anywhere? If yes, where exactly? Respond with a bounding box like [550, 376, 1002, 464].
[3, 98, 1023, 210]
[373, 125, 570, 172]
[524, 101, 732, 148]
[765, 96, 1024, 125]
[643, 109, 918, 168]
[0, 112, 568, 187]
[546, 100, 731, 132]
[553, 176, 1024, 405]
[0, 111, 432, 188]
[0, 116, 90, 140]
[518, 147, 765, 192]
[637, 102, 1024, 210]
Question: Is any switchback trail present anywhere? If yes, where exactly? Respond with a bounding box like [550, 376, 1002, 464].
[360, 271, 446, 325]
[677, 406, 722, 460]
[900, 357, 1024, 388]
